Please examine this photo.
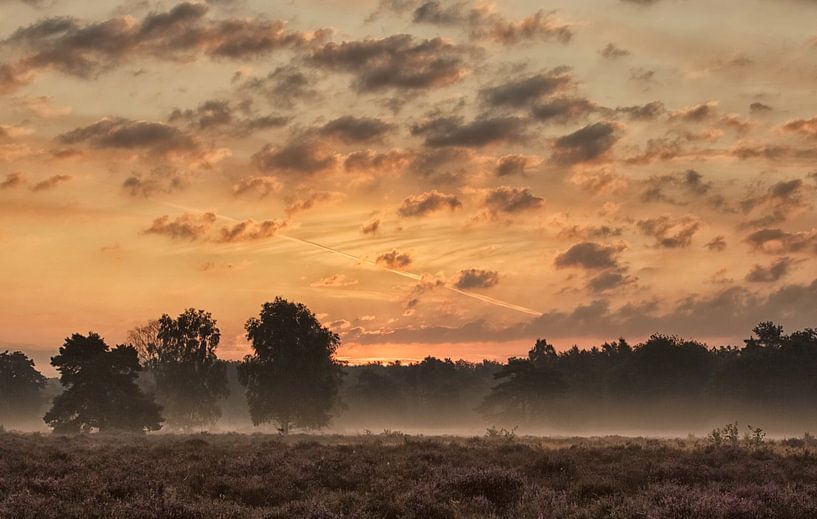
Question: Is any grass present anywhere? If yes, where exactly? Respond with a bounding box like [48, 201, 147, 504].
[3, 432, 817, 518]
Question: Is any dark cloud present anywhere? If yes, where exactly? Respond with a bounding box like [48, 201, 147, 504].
[745, 257, 794, 283]
[143, 212, 217, 241]
[376, 249, 413, 269]
[531, 97, 595, 123]
[232, 176, 281, 198]
[637, 215, 701, 248]
[1, 3, 328, 90]
[745, 228, 817, 255]
[670, 101, 718, 122]
[482, 186, 544, 215]
[408, 2, 572, 45]
[453, 268, 499, 289]
[344, 149, 412, 174]
[495, 154, 533, 176]
[408, 147, 473, 184]
[218, 218, 286, 242]
[309, 34, 470, 92]
[554, 241, 623, 270]
[122, 168, 188, 197]
[641, 169, 712, 204]
[615, 101, 666, 120]
[750, 102, 773, 113]
[169, 98, 290, 134]
[411, 115, 526, 148]
[587, 271, 635, 293]
[480, 69, 571, 108]
[360, 217, 381, 235]
[705, 235, 727, 252]
[557, 224, 623, 241]
[740, 178, 810, 227]
[398, 190, 462, 217]
[59, 117, 197, 154]
[30, 174, 71, 191]
[252, 140, 337, 175]
[551, 122, 620, 165]
[0, 172, 23, 189]
[241, 65, 319, 109]
[599, 43, 630, 59]
[317, 115, 395, 144]
[285, 191, 343, 215]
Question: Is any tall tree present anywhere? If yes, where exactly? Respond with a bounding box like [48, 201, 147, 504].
[479, 339, 566, 423]
[0, 350, 47, 425]
[238, 298, 343, 435]
[126, 320, 161, 363]
[44, 333, 162, 433]
[147, 309, 228, 430]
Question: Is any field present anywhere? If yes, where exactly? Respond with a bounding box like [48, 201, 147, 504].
[3, 432, 817, 518]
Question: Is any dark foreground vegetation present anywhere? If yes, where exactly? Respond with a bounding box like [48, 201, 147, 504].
[3, 432, 817, 518]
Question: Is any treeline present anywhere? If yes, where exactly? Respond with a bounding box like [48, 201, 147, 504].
[2, 297, 817, 433]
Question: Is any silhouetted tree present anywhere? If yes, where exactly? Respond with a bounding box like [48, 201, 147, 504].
[147, 309, 228, 430]
[0, 350, 47, 425]
[126, 320, 160, 363]
[44, 333, 162, 433]
[480, 339, 566, 423]
[238, 298, 343, 434]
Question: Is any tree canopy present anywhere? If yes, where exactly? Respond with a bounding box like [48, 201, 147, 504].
[44, 333, 162, 433]
[0, 350, 47, 425]
[146, 309, 229, 429]
[238, 298, 343, 434]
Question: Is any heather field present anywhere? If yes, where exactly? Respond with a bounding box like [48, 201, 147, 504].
[3, 432, 817, 518]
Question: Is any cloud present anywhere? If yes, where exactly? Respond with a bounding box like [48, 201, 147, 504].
[480, 69, 571, 108]
[705, 235, 727, 252]
[551, 122, 620, 165]
[0, 3, 328, 90]
[637, 215, 701, 248]
[554, 241, 624, 270]
[739, 178, 811, 227]
[343, 149, 412, 174]
[122, 169, 189, 197]
[309, 34, 470, 92]
[586, 270, 635, 293]
[750, 102, 773, 113]
[745, 257, 794, 283]
[252, 140, 337, 175]
[310, 274, 359, 288]
[531, 97, 595, 123]
[745, 228, 817, 255]
[482, 186, 544, 216]
[398, 190, 462, 217]
[232, 176, 282, 198]
[218, 218, 287, 242]
[599, 43, 629, 59]
[360, 217, 381, 235]
[143, 212, 217, 241]
[317, 115, 395, 144]
[375, 249, 413, 269]
[30, 174, 71, 191]
[615, 101, 666, 120]
[495, 154, 535, 176]
[783, 117, 817, 138]
[556, 224, 623, 241]
[408, 147, 474, 184]
[670, 101, 718, 122]
[0, 172, 23, 189]
[59, 118, 197, 154]
[411, 115, 526, 148]
[241, 65, 319, 109]
[285, 190, 344, 215]
[640, 169, 712, 204]
[453, 268, 499, 289]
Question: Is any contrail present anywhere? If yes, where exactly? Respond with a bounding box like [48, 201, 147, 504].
[159, 201, 543, 316]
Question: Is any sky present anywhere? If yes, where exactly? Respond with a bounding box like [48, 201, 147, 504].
[1, 0, 817, 374]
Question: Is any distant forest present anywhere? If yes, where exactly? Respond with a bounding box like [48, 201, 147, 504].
[2, 298, 817, 434]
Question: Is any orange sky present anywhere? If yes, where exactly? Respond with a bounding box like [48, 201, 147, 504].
[1, 0, 817, 376]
